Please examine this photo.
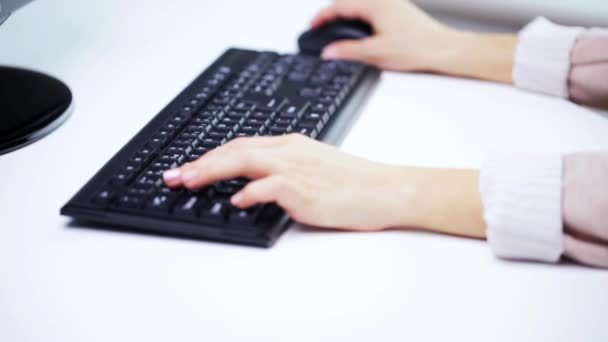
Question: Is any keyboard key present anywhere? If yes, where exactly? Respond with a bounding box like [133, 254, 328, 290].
[117, 195, 144, 209]
[321, 112, 331, 124]
[111, 172, 133, 186]
[217, 66, 231, 74]
[134, 177, 157, 191]
[201, 139, 221, 148]
[146, 195, 173, 212]
[235, 132, 251, 138]
[245, 117, 268, 126]
[295, 127, 317, 138]
[214, 180, 243, 195]
[159, 153, 183, 163]
[239, 125, 261, 134]
[220, 116, 243, 126]
[274, 117, 293, 126]
[302, 112, 322, 122]
[294, 121, 315, 129]
[187, 153, 202, 162]
[131, 153, 151, 165]
[251, 111, 272, 120]
[312, 103, 327, 112]
[222, 131, 235, 142]
[229, 205, 261, 226]
[226, 110, 248, 119]
[213, 123, 233, 133]
[127, 187, 155, 196]
[192, 116, 212, 125]
[279, 102, 309, 119]
[170, 115, 188, 125]
[295, 122, 323, 136]
[299, 87, 321, 97]
[149, 135, 168, 148]
[208, 130, 228, 140]
[233, 101, 254, 112]
[268, 125, 291, 135]
[167, 146, 185, 155]
[174, 196, 201, 217]
[124, 163, 140, 173]
[193, 146, 210, 154]
[93, 190, 115, 206]
[200, 202, 228, 224]
[288, 72, 307, 82]
[257, 204, 283, 227]
[170, 139, 192, 148]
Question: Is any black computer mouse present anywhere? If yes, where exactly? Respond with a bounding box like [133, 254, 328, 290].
[298, 19, 373, 56]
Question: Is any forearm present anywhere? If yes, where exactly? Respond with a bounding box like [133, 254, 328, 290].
[431, 30, 518, 84]
[390, 167, 486, 239]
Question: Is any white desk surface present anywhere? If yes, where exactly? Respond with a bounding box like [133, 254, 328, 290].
[1, 1, 607, 341]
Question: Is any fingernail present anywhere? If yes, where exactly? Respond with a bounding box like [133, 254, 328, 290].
[181, 168, 199, 184]
[321, 46, 338, 60]
[231, 193, 243, 206]
[163, 168, 181, 183]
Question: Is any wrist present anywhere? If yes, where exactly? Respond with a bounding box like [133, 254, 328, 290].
[429, 29, 517, 84]
[387, 166, 486, 238]
[381, 166, 433, 230]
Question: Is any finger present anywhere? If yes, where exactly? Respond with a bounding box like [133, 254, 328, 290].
[222, 135, 283, 149]
[186, 150, 275, 189]
[162, 167, 184, 188]
[310, 1, 375, 29]
[321, 38, 380, 64]
[163, 148, 277, 190]
[310, 5, 339, 29]
[163, 137, 281, 188]
[231, 175, 307, 216]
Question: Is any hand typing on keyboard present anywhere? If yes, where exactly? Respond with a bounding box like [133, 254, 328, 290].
[163, 134, 410, 231]
[163, 133, 486, 238]
[62, 49, 384, 246]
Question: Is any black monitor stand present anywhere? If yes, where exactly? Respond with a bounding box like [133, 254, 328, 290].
[0, 66, 72, 155]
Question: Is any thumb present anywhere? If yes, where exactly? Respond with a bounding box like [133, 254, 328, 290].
[321, 38, 379, 64]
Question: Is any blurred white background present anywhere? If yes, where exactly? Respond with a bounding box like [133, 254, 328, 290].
[415, 0, 608, 28]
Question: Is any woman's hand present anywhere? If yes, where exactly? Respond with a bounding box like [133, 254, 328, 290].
[163, 134, 486, 237]
[163, 134, 412, 231]
[313, 0, 517, 83]
[313, 0, 452, 72]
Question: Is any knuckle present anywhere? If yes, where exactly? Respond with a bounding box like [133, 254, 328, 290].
[271, 175, 290, 192]
[237, 150, 254, 167]
[264, 136, 282, 146]
[285, 133, 304, 143]
[278, 134, 294, 143]
[227, 137, 248, 148]
[183, 161, 201, 174]
[240, 185, 254, 201]
[239, 150, 262, 170]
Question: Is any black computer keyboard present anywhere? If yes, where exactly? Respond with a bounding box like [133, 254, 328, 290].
[61, 48, 379, 247]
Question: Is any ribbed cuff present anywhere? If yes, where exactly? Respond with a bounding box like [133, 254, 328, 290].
[513, 17, 584, 98]
[479, 153, 564, 263]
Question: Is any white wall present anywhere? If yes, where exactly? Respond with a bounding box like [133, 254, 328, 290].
[414, 0, 608, 27]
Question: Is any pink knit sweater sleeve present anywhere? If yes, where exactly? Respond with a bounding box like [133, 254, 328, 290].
[564, 30, 608, 267]
[480, 18, 608, 268]
[569, 29, 608, 108]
